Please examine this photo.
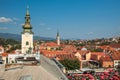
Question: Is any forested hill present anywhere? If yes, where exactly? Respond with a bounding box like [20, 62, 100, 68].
[0, 33, 20, 41]
[0, 33, 55, 41]
[0, 37, 20, 47]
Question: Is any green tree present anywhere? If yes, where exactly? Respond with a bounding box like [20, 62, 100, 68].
[60, 59, 80, 70]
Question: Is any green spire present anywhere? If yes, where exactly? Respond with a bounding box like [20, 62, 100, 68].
[57, 30, 59, 37]
[22, 3, 33, 34]
[23, 4, 32, 29]
[26, 5, 30, 15]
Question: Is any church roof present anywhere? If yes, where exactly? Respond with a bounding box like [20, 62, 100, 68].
[22, 4, 32, 29]
[45, 42, 58, 47]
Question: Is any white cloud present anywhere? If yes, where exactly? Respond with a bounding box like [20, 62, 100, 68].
[0, 27, 8, 30]
[13, 17, 20, 21]
[39, 23, 45, 26]
[20, 23, 24, 26]
[0, 17, 13, 23]
[87, 32, 94, 35]
[46, 27, 51, 30]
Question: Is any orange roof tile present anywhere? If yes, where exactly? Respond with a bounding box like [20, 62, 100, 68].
[45, 42, 58, 47]
[100, 56, 112, 61]
[111, 51, 120, 60]
[1, 53, 8, 57]
[91, 52, 106, 56]
[109, 44, 120, 48]
[56, 53, 77, 60]
[62, 45, 77, 52]
[40, 50, 69, 55]
[77, 50, 89, 55]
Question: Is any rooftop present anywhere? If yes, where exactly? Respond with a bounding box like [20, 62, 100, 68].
[0, 55, 68, 80]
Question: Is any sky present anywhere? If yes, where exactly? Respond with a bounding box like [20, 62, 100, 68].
[0, 0, 120, 39]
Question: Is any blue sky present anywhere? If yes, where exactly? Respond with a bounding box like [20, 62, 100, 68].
[0, 0, 120, 39]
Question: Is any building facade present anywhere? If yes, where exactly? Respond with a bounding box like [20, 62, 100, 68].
[21, 6, 33, 54]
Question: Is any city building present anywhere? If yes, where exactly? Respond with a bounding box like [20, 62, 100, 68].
[21, 5, 34, 54]
[100, 56, 114, 68]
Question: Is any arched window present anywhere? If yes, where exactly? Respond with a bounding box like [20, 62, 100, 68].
[26, 41, 29, 45]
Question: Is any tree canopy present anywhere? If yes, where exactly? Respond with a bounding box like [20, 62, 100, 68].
[60, 59, 80, 70]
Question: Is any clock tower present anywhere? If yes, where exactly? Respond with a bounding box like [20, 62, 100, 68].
[21, 5, 33, 54]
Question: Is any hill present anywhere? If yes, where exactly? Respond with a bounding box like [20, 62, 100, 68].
[0, 33, 55, 41]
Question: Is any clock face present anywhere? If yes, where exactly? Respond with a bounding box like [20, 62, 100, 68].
[25, 32, 30, 36]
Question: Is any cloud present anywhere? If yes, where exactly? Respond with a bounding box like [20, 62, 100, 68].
[87, 32, 94, 35]
[13, 17, 20, 21]
[46, 27, 51, 30]
[20, 23, 24, 26]
[39, 23, 45, 26]
[0, 27, 8, 30]
[0, 17, 13, 23]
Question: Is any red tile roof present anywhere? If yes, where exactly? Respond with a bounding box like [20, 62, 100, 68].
[56, 53, 77, 60]
[77, 50, 89, 55]
[1, 53, 8, 57]
[40, 50, 77, 60]
[45, 42, 58, 47]
[41, 50, 68, 55]
[100, 56, 112, 61]
[111, 51, 120, 60]
[62, 45, 77, 52]
[109, 44, 120, 48]
[91, 52, 106, 56]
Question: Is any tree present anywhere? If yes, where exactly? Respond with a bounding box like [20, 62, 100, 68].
[60, 59, 80, 70]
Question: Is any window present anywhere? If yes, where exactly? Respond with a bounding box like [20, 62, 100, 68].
[26, 41, 29, 45]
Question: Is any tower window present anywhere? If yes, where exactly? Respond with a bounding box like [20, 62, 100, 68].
[26, 41, 29, 45]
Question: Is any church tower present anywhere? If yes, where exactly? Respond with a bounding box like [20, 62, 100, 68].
[56, 31, 60, 45]
[21, 5, 33, 54]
